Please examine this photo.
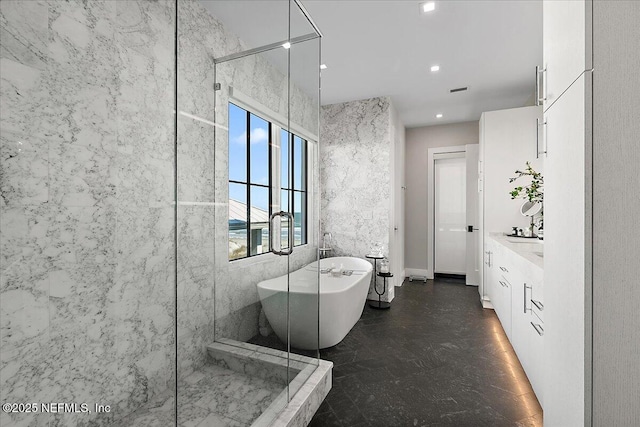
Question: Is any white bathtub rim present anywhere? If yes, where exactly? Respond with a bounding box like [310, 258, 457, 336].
[257, 256, 372, 296]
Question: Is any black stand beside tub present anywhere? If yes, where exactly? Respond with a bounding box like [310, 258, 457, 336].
[369, 271, 392, 310]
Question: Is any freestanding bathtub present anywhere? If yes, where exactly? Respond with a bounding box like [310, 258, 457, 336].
[257, 256, 373, 350]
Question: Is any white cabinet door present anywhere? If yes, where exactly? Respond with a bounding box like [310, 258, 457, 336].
[510, 272, 530, 372]
[485, 239, 497, 305]
[528, 312, 545, 405]
[543, 73, 587, 427]
[493, 245, 512, 339]
[542, 0, 588, 109]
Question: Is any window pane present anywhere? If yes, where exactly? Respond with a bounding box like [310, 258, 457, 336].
[293, 136, 306, 191]
[280, 129, 290, 189]
[280, 189, 289, 213]
[294, 191, 306, 246]
[228, 103, 247, 182]
[229, 182, 247, 260]
[250, 114, 269, 186]
[250, 185, 269, 256]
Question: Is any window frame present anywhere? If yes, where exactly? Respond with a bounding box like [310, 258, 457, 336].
[228, 100, 312, 262]
[279, 131, 309, 249]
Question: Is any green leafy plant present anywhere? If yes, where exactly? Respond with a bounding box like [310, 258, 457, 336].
[509, 161, 543, 204]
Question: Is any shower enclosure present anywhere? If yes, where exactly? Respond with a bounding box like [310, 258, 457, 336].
[0, 1, 324, 426]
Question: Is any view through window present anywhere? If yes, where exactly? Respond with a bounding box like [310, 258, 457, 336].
[228, 103, 308, 260]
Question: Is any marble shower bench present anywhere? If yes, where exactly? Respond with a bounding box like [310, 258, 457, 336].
[120, 339, 332, 427]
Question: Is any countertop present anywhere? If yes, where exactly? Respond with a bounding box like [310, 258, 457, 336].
[488, 232, 544, 271]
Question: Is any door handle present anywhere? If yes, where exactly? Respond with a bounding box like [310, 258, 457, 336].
[270, 211, 294, 256]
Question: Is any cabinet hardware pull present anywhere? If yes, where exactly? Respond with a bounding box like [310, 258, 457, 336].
[535, 66, 539, 106]
[543, 119, 548, 156]
[499, 266, 508, 272]
[537, 119, 548, 157]
[536, 118, 539, 158]
[499, 280, 507, 288]
[537, 66, 547, 104]
[531, 322, 544, 336]
[524, 283, 532, 313]
[531, 299, 544, 311]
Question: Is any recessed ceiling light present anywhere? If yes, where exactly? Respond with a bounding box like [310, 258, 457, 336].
[282, 42, 291, 49]
[320, 64, 327, 70]
[436, 113, 443, 118]
[431, 65, 440, 72]
[421, 2, 436, 13]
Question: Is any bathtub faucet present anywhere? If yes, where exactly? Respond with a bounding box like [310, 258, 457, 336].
[320, 232, 333, 259]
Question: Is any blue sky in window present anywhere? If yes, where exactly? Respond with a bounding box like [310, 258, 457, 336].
[229, 104, 270, 211]
[229, 104, 246, 183]
[249, 114, 269, 187]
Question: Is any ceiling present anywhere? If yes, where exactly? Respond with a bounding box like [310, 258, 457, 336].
[201, 0, 542, 128]
[305, 0, 542, 127]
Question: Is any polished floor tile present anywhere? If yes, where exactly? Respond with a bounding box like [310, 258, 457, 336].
[306, 277, 543, 427]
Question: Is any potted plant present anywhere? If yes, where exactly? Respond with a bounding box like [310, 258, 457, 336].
[509, 162, 544, 236]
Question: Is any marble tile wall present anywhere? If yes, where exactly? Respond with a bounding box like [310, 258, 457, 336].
[0, 1, 178, 425]
[320, 97, 396, 302]
[1, 0, 320, 425]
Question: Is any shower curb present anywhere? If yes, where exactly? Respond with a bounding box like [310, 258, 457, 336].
[206, 339, 332, 427]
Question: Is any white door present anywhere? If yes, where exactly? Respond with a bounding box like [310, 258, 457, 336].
[465, 144, 480, 285]
[434, 153, 466, 275]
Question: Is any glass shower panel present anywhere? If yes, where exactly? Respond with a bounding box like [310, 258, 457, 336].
[198, 0, 290, 57]
[211, 45, 292, 426]
[285, 1, 322, 399]
[176, 0, 320, 425]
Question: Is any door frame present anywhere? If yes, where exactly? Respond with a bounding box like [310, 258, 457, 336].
[427, 145, 470, 280]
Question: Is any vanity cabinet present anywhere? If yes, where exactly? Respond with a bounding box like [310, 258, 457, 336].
[486, 235, 544, 406]
[527, 286, 545, 401]
[485, 239, 512, 340]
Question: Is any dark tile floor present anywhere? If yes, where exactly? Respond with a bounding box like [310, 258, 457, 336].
[251, 277, 543, 427]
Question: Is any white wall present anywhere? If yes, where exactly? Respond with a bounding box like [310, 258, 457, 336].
[390, 102, 406, 283]
[592, 1, 640, 424]
[405, 122, 479, 273]
[481, 106, 543, 236]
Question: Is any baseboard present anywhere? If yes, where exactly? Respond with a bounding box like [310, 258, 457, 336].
[394, 269, 406, 286]
[481, 298, 494, 310]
